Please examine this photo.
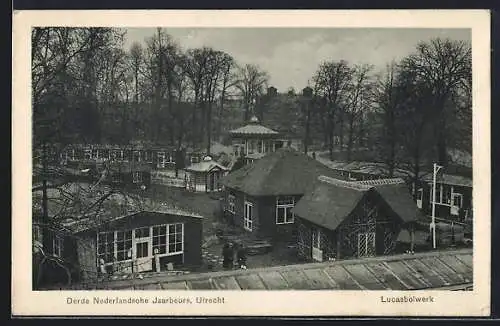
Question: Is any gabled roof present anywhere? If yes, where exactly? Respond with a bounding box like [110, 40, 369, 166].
[219, 148, 345, 196]
[292, 176, 421, 231]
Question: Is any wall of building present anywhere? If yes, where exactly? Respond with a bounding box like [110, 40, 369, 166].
[296, 217, 337, 262]
[257, 195, 299, 243]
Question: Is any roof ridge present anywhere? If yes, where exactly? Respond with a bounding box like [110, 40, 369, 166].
[354, 178, 406, 186]
[317, 175, 373, 191]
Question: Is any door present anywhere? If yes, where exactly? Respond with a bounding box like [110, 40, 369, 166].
[134, 227, 152, 272]
[311, 227, 323, 262]
[451, 193, 463, 216]
[416, 188, 423, 209]
[357, 232, 376, 258]
[244, 202, 253, 231]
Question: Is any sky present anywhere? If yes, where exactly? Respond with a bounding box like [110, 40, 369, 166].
[124, 28, 470, 92]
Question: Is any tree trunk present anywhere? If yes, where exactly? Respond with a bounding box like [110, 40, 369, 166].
[304, 108, 311, 154]
[41, 143, 52, 254]
[347, 118, 355, 162]
[207, 101, 212, 155]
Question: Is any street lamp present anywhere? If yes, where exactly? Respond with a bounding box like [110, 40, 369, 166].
[431, 162, 443, 249]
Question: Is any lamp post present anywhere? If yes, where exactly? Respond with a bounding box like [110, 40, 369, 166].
[431, 163, 443, 249]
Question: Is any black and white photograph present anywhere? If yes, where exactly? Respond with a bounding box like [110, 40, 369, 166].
[13, 10, 490, 317]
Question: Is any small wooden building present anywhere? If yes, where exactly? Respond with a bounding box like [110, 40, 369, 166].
[219, 147, 344, 243]
[184, 156, 230, 192]
[32, 184, 204, 284]
[292, 176, 422, 262]
[417, 173, 472, 222]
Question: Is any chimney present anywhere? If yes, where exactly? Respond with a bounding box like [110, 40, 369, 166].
[267, 86, 278, 97]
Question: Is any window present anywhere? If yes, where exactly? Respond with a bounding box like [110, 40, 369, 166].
[227, 194, 236, 214]
[276, 196, 295, 224]
[435, 184, 443, 204]
[152, 223, 184, 255]
[133, 151, 141, 162]
[116, 230, 133, 261]
[84, 149, 92, 160]
[312, 228, 321, 249]
[52, 236, 63, 257]
[152, 225, 167, 254]
[133, 171, 143, 184]
[166, 153, 174, 163]
[33, 225, 42, 245]
[168, 224, 183, 254]
[453, 193, 463, 208]
[244, 201, 253, 231]
[136, 242, 149, 258]
[442, 185, 452, 205]
[97, 231, 115, 263]
[416, 188, 423, 201]
[157, 152, 165, 168]
[357, 232, 376, 257]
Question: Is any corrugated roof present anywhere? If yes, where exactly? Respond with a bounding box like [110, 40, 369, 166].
[422, 173, 472, 188]
[219, 148, 345, 196]
[89, 249, 473, 290]
[292, 176, 421, 231]
[33, 182, 203, 234]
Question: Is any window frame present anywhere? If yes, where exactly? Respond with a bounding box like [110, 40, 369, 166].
[97, 223, 185, 267]
[276, 196, 295, 225]
[244, 201, 253, 231]
[227, 194, 236, 214]
[133, 171, 143, 184]
[157, 151, 166, 169]
[52, 235, 64, 257]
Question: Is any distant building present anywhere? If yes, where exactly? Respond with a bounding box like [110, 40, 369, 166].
[228, 115, 284, 164]
[184, 156, 230, 192]
[417, 173, 473, 223]
[292, 177, 422, 262]
[325, 161, 473, 223]
[218, 148, 344, 243]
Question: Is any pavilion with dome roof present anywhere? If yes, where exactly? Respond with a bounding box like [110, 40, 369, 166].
[228, 115, 285, 163]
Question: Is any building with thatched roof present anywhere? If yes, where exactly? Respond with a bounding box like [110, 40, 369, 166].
[218, 147, 344, 242]
[184, 156, 230, 192]
[292, 176, 423, 262]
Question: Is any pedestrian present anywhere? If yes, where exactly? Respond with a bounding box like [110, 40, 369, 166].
[236, 243, 247, 269]
[312, 152, 316, 160]
[222, 242, 234, 270]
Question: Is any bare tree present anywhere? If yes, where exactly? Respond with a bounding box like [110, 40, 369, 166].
[372, 61, 400, 176]
[235, 63, 269, 121]
[400, 38, 472, 166]
[345, 64, 373, 162]
[312, 60, 353, 160]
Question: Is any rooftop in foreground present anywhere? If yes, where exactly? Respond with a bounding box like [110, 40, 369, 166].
[67, 248, 472, 290]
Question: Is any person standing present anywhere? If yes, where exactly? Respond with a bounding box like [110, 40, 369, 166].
[222, 242, 234, 270]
